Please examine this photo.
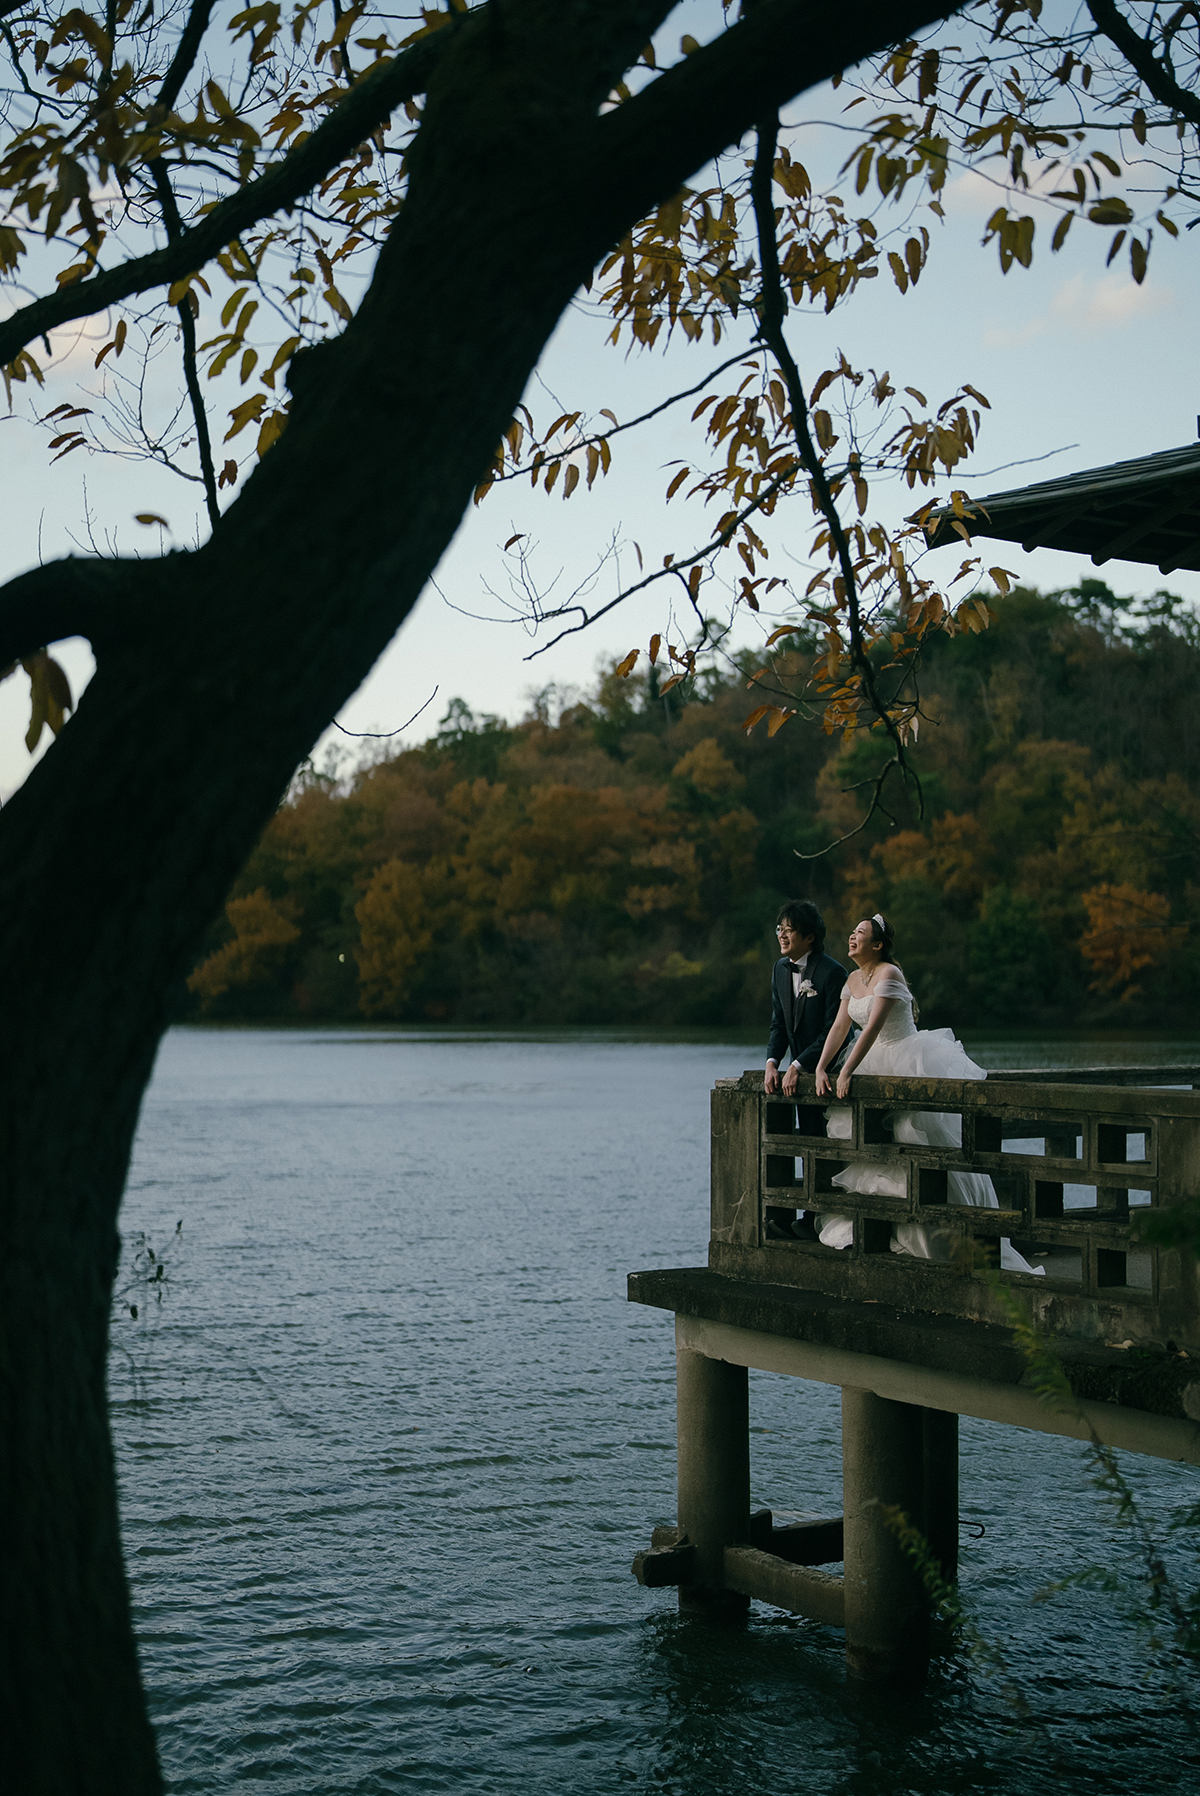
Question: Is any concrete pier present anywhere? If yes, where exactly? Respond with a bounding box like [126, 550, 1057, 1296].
[842, 1389, 929, 1683]
[629, 1065, 1200, 1683]
[921, 1408, 959, 1584]
[675, 1347, 749, 1609]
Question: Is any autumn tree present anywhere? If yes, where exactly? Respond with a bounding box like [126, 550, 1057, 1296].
[1, 1, 1198, 1789]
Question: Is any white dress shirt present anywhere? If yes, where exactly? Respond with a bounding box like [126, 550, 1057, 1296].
[788, 950, 810, 1000]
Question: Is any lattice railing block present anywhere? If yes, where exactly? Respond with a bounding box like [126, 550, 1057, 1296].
[709, 1069, 1200, 1351]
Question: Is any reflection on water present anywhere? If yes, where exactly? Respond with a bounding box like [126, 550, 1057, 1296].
[114, 1030, 1200, 1794]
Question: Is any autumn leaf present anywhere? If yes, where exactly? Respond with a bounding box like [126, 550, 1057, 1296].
[20, 650, 73, 752]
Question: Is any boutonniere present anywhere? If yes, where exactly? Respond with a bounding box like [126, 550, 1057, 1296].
[797, 980, 818, 999]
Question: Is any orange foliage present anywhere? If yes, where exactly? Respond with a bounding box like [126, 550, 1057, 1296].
[1080, 884, 1187, 1000]
[872, 812, 987, 901]
[188, 889, 300, 1007]
[356, 860, 435, 1017]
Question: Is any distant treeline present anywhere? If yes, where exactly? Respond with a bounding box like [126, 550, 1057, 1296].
[184, 582, 1200, 1030]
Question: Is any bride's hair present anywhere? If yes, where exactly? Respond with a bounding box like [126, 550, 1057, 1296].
[868, 913, 896, 963]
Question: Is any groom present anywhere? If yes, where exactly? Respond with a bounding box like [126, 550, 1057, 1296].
[764, 900, 849, 1242]
[764, 900, 849, 1097]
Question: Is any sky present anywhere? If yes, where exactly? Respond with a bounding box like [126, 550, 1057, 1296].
[2, 9, 1198, 796]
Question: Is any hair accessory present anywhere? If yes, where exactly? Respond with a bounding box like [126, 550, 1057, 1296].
[873, 913, 886, 930]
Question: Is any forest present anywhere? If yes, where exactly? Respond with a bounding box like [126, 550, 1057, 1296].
[185, 581, 1200, 1032]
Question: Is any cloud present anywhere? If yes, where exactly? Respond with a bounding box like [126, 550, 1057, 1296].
[982, 270, 1173, 350]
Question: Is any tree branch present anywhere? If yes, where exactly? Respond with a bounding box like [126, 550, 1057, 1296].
[589, 0, 966, 231]
[155, 0, 217, 115]
[149, 159, 220, 527]
[1085, 0, 1200, 129]
[0, 558, 148, 668]
[750, 112, 921, 826]
[0, 28, 455, 370]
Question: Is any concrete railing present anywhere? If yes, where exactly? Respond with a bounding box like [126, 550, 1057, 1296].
[709, 1070, 1200, 1356]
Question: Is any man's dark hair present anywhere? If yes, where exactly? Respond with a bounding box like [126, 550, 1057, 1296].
[775, 900, 825, 951]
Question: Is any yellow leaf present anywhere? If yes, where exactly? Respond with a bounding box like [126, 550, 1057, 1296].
[562, 463, 580, 498]
[1088, 198, 1133, 226]
[221, 286, 249, 328]
[323, 284, 352, 321]
[20, 650, 74, 753]
[648, 634, 661, 664]
[260, 334, 300, 390]
[224, 394, 266, 441]
[742, 704, 771, 733]
[134, 512, 169, 527]
[614, 650, 639, 678]
[256, 407, 288, 457]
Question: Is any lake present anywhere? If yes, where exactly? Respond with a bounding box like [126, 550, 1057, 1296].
[112, 1029, 1200, 1793]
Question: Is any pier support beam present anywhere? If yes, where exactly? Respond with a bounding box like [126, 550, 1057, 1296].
[842, 1388, 929, 1683]
[676, 1346, 750, 1609]
[921, 1407, 958, 1585]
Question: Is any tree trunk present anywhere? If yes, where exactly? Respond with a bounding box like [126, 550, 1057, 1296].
[0, 4, 964, 1784]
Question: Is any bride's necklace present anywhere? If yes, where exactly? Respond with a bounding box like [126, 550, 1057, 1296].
[858, 960, 882, 991]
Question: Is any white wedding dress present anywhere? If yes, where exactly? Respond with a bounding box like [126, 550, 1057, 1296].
[816, 974, 1044, 1274]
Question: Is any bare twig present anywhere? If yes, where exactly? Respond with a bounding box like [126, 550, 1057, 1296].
[523, 461, 798, 658]
[331, 684, 439, 737]
[793, 753, 905, 858]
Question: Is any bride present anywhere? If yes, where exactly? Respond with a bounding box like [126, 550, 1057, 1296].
[812, 913, 1043, 1274]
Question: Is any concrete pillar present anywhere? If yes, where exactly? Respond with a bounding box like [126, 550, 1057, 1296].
[921, 1407, 959, 1585]
[842, 1387, 929, 1683]
[676, 1344, 749, 1609]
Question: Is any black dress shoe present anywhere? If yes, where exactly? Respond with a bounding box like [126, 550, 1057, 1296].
[765, 1217, 795, 1241]
[791, 1215, 819, 1242]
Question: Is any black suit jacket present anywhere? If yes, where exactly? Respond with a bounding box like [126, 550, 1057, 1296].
[767, 949, 849, 1073]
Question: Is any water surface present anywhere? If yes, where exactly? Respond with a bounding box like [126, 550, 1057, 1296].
[113, 1030, 1200, 1793]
